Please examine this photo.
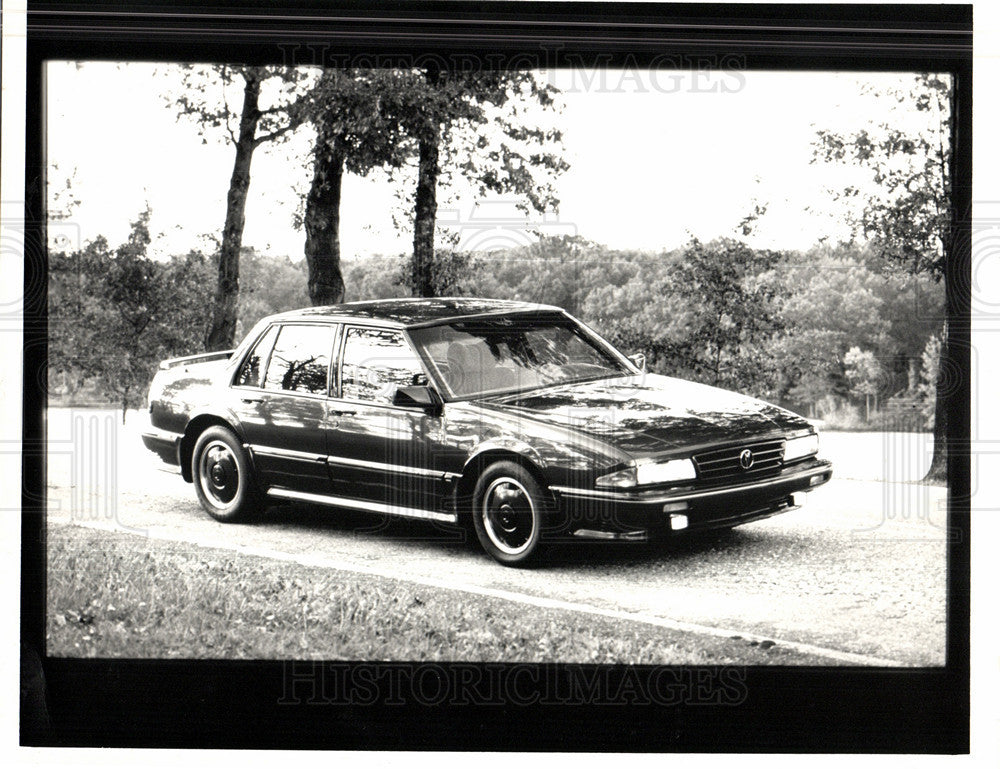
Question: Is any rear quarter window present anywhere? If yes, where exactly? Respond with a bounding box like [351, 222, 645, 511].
[234, 325, 279, 388]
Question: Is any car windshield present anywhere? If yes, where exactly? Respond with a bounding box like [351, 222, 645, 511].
[408, 314, 633, 399]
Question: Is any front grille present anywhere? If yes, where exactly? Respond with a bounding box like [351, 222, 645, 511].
[693, 439, 784, 484]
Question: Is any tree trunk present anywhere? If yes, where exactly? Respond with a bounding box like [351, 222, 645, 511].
[303, 128, 346, 306]
[924, 320, 948, 483]
[205, 73, 262, 351]
[411, 70, 440, 298]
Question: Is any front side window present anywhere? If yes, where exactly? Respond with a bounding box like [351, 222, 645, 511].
[262, 324, 336, 395]
[340, 327, 428, 404]
[409, 314, 632, 398]
[235, 324, 280, 388]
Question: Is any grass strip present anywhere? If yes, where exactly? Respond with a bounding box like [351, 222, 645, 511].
[47, 523, 840, 664]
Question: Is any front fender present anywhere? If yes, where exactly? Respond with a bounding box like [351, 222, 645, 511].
[464, 437, 548, 473]
[446, 401, 630, 490]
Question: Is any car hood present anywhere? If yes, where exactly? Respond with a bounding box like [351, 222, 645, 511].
[478, 374, 810, 456]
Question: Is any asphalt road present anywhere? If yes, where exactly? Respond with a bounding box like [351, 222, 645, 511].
[44, 408, 948, 666]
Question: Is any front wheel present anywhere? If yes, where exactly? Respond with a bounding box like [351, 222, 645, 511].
[192, 426, 262, 522]
[472, 461, 547, 566]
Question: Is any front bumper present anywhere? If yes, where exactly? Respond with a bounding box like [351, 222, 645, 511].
[550, 457, 832, 537]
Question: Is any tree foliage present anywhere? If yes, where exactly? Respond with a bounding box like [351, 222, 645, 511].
[340, 234, 944, 422]
[580, 239, 788, 399]
[49, 226, 317, 416]
[234, 247, 310, 337]
[844, 348, 882, 396]
[402, 69, 569, 297]
[813, 74, 952, 278]
[298, 68, 421, 305]
[775, 249, 891, 406]
[918, 332, 943, 430]
[48, 212, 947, 428]
[844, 347, 883, 420]
[470, 235, 615, 315]
[297, 67, 569, 304]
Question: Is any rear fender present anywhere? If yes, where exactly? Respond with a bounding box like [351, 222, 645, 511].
[179, 409, 249, 482]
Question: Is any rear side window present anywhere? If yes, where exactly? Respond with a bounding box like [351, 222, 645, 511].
[234, 325, 279, 388]
[263, 324, 336, 395]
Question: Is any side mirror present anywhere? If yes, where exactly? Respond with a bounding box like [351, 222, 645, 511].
[392, 385, 443, 415]
[627, 352, 647, 372]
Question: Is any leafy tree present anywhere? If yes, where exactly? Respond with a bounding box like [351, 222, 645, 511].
[342, 250, 476, 302]
[342, 256, 407, 301]
[462, 235, 644, 319]
[663, 239, 788, 397]
[402, 249, 475, 297]
[48, 211, 216, 421]
[844, 347, 883, 420]
[869, 266, 945, 393]
[582, 239, 787, 399]
[335, 235, 944, 420]
[771, 242, 943, 410]
[157, 250, 218, 352]
[299, 68, 420, 305]
[813, 73, 952, 479]
[403, 69, 569, 297]
[172, 64, 309, 349]
[48, 236, 113, 397]
[298, 68, 567, 305]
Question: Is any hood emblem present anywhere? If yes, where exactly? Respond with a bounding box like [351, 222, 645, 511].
[739, 449, 754, 470]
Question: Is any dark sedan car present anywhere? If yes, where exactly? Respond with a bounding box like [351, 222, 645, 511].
[142, 298, 832, 564]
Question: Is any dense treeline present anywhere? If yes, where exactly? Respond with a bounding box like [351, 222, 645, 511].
[352, 234, 943, 426]
[49, 221, 942, 430]
[332, 234, 942, 419]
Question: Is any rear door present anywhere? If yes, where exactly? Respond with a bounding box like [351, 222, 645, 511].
[232, 322, 340, 493]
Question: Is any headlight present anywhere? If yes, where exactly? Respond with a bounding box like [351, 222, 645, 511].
[596, 458, 697, 488]
[637, 458, 697, 485]
[784, 433, 819, 462]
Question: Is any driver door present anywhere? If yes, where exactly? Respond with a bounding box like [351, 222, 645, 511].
[324, 325, 451, 514]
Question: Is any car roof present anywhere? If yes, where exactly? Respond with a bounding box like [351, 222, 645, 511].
[266, 297, 564, 328]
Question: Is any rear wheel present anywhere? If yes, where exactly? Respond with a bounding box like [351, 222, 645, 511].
[192, 426, 262, 522]
[472, 461, 546, 566]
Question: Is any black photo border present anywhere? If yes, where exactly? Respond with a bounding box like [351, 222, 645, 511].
[21, 1, 972, 752]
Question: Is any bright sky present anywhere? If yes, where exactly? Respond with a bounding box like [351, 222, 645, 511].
[45, 62, 937, 260]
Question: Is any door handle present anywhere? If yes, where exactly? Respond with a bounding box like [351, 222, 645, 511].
[241, 396, 264, 404]
[331, 408, 356, 416]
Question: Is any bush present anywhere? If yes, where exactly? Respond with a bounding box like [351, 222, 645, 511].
[815, 401, 867, 431]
